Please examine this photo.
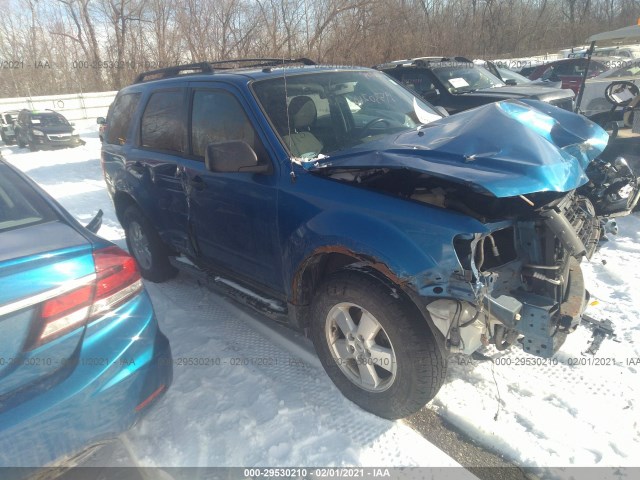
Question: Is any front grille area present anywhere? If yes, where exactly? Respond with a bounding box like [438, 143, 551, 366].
[562, 195, 600, 259]
[47, 134, 72, 142]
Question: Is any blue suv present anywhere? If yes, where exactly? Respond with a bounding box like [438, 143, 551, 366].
[101, 59, 636, 419]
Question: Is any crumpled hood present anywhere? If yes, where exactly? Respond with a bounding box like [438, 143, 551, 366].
[308, 99, 608, 198]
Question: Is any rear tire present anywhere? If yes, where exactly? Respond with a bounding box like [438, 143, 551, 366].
[310, 271, 446, 419]
[123, 205, 177, 283]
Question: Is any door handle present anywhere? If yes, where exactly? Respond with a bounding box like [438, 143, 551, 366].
[189, 175, 205, 191]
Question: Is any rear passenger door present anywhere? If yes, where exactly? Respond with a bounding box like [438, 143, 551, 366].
[127, 88, 194, 255]
[183, 85, 283, 291]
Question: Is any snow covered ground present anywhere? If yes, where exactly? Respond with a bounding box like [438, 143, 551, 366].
[2, 122, 639, 474]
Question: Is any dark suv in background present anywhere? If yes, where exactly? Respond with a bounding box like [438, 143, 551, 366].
[376, 57, 575, 114]
[14, 109, 82, 151]
[101, 59, 634, 419]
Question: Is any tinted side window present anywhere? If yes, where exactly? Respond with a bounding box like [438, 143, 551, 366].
[552, 63, 576, 76]
[191, 90, 264, 162]
[107, 93, 141, 145]
[141, 90, 185, 153]
[399, 71, 436, 96]
[589, 62, 606, 76]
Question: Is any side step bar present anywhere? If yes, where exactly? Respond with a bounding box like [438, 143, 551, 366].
[169, 256, 289, 322]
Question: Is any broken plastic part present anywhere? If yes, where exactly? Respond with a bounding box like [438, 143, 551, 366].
[427, 299, 486, 354]
[581, 313, 617, 355]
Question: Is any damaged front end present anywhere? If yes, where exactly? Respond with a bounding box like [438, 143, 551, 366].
[308, 99, 630, 358]
[432, 190, 599, 358]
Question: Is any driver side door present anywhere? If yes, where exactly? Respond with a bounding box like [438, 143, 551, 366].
[182, 86, 283, 291]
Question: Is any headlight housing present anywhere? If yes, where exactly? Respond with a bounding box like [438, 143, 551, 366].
[32, 129, 44, 136]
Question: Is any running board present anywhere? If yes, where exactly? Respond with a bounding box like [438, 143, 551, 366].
[170, 256, 289, 322]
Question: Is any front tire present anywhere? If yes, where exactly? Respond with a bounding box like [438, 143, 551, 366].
[310, 271, 446, 419]
[123, 205, 177, 282]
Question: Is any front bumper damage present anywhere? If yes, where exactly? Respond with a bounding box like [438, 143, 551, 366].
[427, 191, 610, 358]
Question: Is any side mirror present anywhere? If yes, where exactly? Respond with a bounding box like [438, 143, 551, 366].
[505, 79, 518, 86]
[205, 141, 269, 174]
[96, 117, 106, 125]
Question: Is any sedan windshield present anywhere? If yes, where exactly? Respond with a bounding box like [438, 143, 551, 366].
[252, 70, 441, 158]
[432, 64, 505, 93]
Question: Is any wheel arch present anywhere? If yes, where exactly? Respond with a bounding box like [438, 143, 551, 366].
[289, 248, 444, 347]
[112, 189, 139, 225]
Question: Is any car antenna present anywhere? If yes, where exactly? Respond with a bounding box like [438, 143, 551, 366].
[282, 55, 296, 184]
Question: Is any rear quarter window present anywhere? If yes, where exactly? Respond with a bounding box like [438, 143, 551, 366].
[0, 164, 57, 232]
[107, 92, 142, 145]
[140, 89, 185, 153]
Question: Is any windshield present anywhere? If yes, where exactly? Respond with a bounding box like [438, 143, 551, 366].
[29, 113, 69, 127]
[498, 67, 531, 84]
[431, 64, 504, 93]
[600, 65, 640, 78]
[252, 70, 441, 158]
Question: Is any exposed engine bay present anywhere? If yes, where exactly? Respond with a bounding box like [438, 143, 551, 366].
[318, 159, 634, 357]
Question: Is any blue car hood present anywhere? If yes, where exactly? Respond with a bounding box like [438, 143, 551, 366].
[308, 99, 608, 198]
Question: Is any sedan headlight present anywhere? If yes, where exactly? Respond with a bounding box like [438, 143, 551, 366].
[32, 129, 44, 136]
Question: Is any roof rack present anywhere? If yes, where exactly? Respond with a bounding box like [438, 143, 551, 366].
[374, 56, 473, 69]
[133, 58, 316, 84]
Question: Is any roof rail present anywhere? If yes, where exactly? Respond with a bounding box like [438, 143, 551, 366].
[134, 62, 215, 84]
[133, 58, 316, 84]
[413, 56, 472, 66]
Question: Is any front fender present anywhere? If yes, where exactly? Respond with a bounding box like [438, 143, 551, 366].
[280, 192, 489, 301]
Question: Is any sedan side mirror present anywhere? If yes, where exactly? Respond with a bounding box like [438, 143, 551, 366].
[96, 117, 106, 125]
[205, 141, 269, 174]
[505, 79, 517, 86]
